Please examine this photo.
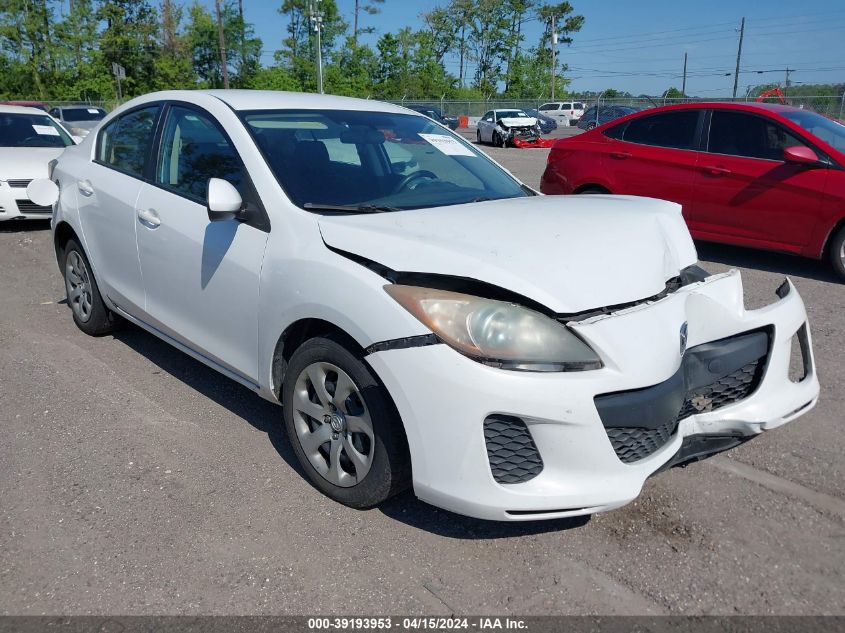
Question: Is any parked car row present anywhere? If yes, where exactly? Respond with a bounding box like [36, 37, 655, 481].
[21, 89, 820, 524]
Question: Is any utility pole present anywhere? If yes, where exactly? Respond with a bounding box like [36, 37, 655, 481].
[784, 67, 792, 97]
[732, 17, 745, 99]
[215, 0, 230, 89]
[550, 14, 557, 101]
[310, 0, 324, 94]
[682, 52, 687, 98]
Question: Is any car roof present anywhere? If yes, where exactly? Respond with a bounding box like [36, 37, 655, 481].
[59, 105, 105, 110]
[126, 89, 415, 115]
[0, 104, 52, 115]
[630, 101, 808, 116]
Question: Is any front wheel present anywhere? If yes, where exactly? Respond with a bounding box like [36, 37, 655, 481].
[476, 129, 482, 144]
[62, 239, 122, 336]
[828, 224, 845, 281]
[282, 336, 410, 508]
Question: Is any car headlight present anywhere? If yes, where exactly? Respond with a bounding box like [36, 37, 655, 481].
[384, 284, 602, 371]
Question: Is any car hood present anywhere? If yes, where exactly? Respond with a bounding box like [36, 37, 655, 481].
[0, 147, 67, 180]
[499, 117, 537, 127]
[318, 195, 698, 314]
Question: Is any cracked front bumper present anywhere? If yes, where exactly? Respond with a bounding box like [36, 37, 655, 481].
[367, 270, 819, 521]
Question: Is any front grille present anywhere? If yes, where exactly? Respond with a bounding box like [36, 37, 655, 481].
[15, 200, 52, 214]
[607, 359, 764, 464]
[483, 415, 544, 484]
[606, 419, 676, 464]
[596, 329, 769, 465]
[7, 179, 32, 188]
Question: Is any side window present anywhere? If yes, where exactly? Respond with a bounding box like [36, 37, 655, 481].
[622, 110, 700, 150]
[539, 103, 557, 111]
[156, 105, 246, 202]
[97, 106, 159, 177]
[481, 111, 493, 121]
[49, 108, 60, 118]
[603, 122, 627, 140]
[708, 111, 804, 161]
[561, 103, 572, 110]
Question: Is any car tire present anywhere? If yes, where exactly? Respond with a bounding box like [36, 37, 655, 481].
[477, 129, 482, 144]
[62, 238, 123, 336]
[282, 336, 410, 509]
[586, 122, 597, 130]
[828, 224, 845, 281]
[577, 187, 610, 195]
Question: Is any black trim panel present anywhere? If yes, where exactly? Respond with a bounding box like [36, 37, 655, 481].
[365, 334, 440, 354]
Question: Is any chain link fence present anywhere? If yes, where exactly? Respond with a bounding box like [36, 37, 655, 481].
[390, 94, 845, 120]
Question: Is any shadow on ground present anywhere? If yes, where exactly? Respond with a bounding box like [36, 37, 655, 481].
[0, 219, 51, 233]
[111, 324, 589, 539]
[696, 241, 839, 284]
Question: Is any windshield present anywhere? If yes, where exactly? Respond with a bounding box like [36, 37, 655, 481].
[242, 109, 527, 212]
[0, 112, 73, 148]
[781, 110, 845, 152]
[496, 110, 529, 119]
[62, 107, 106, 122]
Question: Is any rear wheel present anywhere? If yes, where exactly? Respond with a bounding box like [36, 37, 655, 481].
[62, 239, 122, 336]
[476, 129, 482, 144]
[282, 336, 410, 508]
[828, 224, 845, 281]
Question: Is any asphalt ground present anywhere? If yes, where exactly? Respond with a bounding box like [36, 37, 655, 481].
[1, 139, 843, 615]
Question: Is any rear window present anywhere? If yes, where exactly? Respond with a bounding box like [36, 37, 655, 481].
[62, 107, 106, 122]
[573, 103, 584, 110]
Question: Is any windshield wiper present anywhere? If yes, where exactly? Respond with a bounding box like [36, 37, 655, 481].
[303, 202, 400, 213]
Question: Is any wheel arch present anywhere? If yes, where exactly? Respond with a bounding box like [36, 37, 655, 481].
[573, 183, 611, 194]
[270, 318, 366, 400]
[53, 220, 80, 268]
[821, 215, 845, 260]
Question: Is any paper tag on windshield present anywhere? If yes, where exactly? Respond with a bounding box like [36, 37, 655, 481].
[87, 108, 99, 114]
[32, 125, 59, 136]
[418, 133, 475, 157]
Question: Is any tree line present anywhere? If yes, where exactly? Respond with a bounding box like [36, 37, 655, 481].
[0, 0, 585, 103]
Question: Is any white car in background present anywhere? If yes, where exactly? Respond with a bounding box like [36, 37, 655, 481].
[539, 101, 585, 126]
[49, 105, 108, 139]
[476, 109, 540, 146]
[35, 90, 819, 522]
[0, 104, 75, 221]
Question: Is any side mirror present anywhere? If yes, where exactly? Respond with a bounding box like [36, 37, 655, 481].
[783, 146, 821, 166]
[26, 178, 59, 207]
[206, 178, 243, 222]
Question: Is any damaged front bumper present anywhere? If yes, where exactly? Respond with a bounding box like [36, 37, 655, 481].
[366, 270, 819, 521]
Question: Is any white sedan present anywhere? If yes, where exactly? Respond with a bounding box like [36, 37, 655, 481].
[0, 105, 75, 221]
[35, 90, 819, 521]
[476, 109, 540, 146]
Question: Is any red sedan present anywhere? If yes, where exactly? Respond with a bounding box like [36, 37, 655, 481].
[540, 102, 845, 279]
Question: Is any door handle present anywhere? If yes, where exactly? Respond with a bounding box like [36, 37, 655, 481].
[137, 208, 161, 228]
[77, 179, 94, 197]
[610, 151, 631, 160]
[703, 166, 731, 176]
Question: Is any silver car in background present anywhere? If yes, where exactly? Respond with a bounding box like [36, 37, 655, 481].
[49, 105, 107, 138]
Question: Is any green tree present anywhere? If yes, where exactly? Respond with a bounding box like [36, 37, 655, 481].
[97, 0, 161, 97]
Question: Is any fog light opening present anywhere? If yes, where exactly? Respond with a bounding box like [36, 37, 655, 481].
[788, 324, 811, 383]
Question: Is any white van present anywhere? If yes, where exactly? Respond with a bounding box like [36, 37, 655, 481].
[538, 101, 585, 126]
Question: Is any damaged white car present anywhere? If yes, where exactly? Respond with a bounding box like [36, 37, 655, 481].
[477, 108, 543, 147]
[38, 90, 819, 521]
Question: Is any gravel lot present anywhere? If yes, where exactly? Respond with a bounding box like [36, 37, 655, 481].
[1, 139, 843, 616]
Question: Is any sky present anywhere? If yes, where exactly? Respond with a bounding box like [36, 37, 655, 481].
[214, 0, 845, 96]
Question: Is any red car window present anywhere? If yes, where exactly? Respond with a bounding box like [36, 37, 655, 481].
[708, 111, 804, 160]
